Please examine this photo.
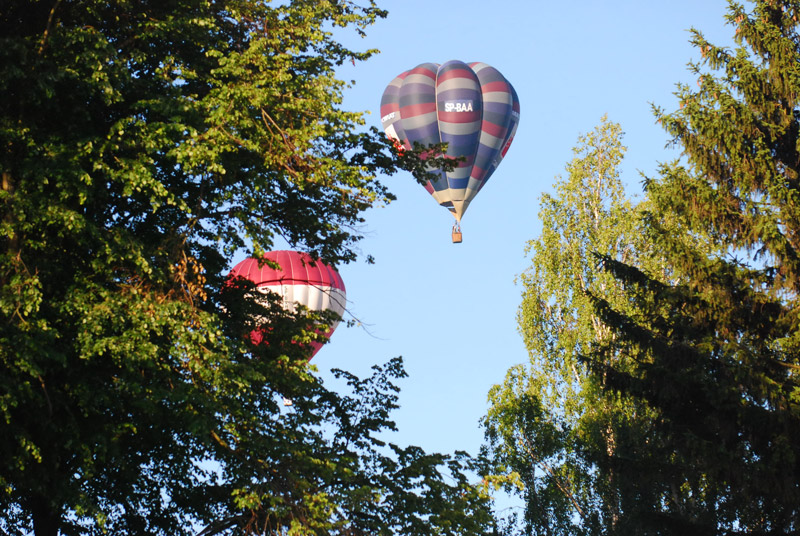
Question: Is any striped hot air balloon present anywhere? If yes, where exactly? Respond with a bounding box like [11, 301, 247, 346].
[380, 60, 520, 242]
[228, 251, 346, 359]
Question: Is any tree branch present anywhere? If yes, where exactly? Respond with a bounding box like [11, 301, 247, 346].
[517, 432, 586, 520]
[38, 0, 62, 55]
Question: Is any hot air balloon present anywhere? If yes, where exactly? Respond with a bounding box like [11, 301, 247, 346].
[380, 60, 520, 243]
[228, 250, 346, 359]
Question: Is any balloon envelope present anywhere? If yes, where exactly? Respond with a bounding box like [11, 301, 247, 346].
[380, 60, 520, 221]
[228, 251, 346, 358]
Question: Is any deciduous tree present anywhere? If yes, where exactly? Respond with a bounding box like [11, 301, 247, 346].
[483, 118, 667, 535]
[0, 1, 492, 534]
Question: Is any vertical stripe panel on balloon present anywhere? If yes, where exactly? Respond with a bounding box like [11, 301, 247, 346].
[295, 275, 310, 309]
[435, 60, 482, 214]
[327, 288, 346, 320]
[241, 257, 255, 282]
[327, 288, 345, 333]
[306, 258, 323, 287]
[380, 72, 409, 150]
[330, 264, 345, 292]
[282, 284, 296, 312]
[398, 63, 449, 194]
[324, 263, 347, 323]
[479, 83, 520, 194]
[398, 63, 440, 147]
[293, 252, 307, 285]
[294, 256, 310, 308]
[308, 285, 324, 314]
[322, 286, 333, 313]
[465, 62, 514, 203]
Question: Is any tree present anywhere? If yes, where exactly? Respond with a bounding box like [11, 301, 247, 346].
[483, 118, 676, 535]
[580, 0, 800, 533]
[0, 1, 492, 534]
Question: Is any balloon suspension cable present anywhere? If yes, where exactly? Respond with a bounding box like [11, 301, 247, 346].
[451, 222, 463, 244]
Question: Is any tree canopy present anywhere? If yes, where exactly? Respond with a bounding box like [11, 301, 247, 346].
[484, 118, 668, 535]
[587, 0, 800, 531]
[0, 1, 493, 535]
[486, 0, 800, 534]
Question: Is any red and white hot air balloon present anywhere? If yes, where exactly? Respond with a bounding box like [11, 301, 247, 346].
[228, 250, 346, 359]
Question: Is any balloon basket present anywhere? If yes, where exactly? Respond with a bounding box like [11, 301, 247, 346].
[451, 223, 462, 244]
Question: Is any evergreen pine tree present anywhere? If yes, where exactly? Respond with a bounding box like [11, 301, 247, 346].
[587, 0, 800, 532]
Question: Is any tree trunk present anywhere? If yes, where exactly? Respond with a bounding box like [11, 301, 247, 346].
[31, 496, 60, 536]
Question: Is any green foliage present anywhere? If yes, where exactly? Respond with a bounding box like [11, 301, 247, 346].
[580, 0, 800, 533]
[483, 113, 733, 534]
[0, 1, 493, 535]
[484, 118, 663, 535]
[488, 2, 800, 533]
[516, 118, 640, 409]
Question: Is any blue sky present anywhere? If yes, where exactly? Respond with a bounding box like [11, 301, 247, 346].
[257, 0, 736, 484]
